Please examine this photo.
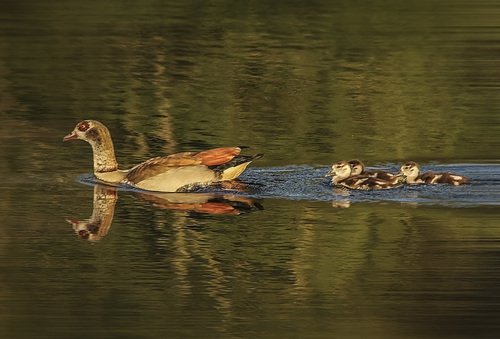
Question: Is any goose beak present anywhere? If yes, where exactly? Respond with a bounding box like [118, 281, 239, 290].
[65, 217, 79, 225]
[63, 131, 77, 142]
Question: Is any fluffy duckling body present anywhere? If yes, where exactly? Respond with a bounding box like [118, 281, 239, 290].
[327, 161, 405, 190]
[400, 161, 469, 186]
[63, 120, 262, 192]
[348, 159, 397, 181]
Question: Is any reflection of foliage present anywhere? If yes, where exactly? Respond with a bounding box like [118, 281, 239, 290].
[1, 2, 500, 337]
[1, 0, 499, 171]
[92, 199, 500, 335]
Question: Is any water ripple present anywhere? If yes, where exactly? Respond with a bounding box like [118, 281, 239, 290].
[78, 163, 500, 207]
[238, 164, 500, 207]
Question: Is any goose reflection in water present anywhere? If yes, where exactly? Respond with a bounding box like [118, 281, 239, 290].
[66, 184, 263, 241]
[66, 184, 117, 241]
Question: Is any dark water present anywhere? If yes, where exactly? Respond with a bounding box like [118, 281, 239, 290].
[2, 0, 500, 338]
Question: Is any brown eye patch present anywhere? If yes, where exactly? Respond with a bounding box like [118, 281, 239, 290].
[77, 121, 90, 132]
[86, 128, 101, 142]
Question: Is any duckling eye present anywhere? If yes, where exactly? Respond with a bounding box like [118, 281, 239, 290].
[77, 121, 90, 132]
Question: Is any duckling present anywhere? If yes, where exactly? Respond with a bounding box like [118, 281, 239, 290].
[348, 159, 397, 181]
[326, 161, 405, 190]
[399, 161, 469, 186]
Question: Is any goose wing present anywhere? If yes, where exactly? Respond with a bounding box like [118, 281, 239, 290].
[124, 147, 242, 187]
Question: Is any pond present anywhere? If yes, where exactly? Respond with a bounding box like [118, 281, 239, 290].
[1, 0, 500, 338]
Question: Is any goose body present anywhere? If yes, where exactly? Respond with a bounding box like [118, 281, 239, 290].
[399, 161, 469, 186]
[64, 120, 262, 192]
[327, 160, 405, 190]
[348, 159, 397, 181]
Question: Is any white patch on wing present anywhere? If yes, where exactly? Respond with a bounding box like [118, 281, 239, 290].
[221, 162, 251, 180]
[431, 174, 442, 184]
[133, 166, 216, 192]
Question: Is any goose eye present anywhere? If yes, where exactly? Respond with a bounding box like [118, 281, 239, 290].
[78, 230, 90, 239]
[77, 121, 90, 132]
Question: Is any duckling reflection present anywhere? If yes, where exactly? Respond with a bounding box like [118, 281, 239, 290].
[330, 183, 353, 208]
[331, 200, 351, 208]
[66, 184, 263, 241]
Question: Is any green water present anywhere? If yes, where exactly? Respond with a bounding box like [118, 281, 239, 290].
[1, 1, 500, 338]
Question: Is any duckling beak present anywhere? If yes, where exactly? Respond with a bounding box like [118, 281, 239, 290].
[63, 131, 77, 142]
[325, 169, 335, 177]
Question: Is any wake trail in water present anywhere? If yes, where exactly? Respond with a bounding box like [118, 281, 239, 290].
[239, 164, 500, 207]
[77, 164, 500, 207]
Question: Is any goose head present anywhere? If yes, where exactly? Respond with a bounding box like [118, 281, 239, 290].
[348, 159, 365, 176]
[400, 161, 420, 181]
[63, 120, 111, 144]
[63, 120, 118, 173]
[326, 160, 352, 183]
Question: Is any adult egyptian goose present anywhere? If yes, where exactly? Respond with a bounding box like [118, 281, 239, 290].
[348, 159, 397, 181]
[326, 160, 405, 190]
[399, 161, 469, 186]
[63, 120, 262, 192]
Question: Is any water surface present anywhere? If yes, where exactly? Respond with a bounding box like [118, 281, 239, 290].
[1, 0, 500, 338]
